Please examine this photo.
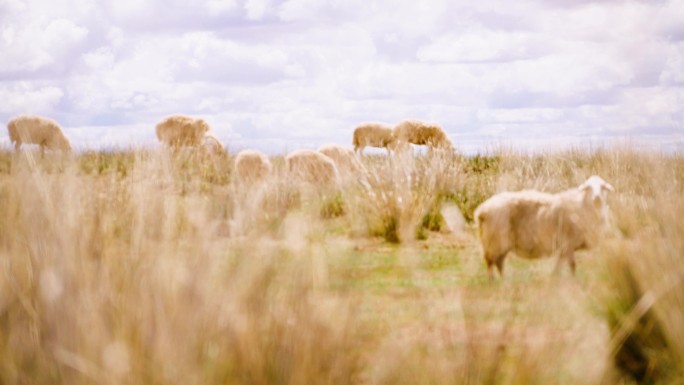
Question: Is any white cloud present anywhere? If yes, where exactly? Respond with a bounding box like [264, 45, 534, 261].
[0, 17, 88, 75]
[277, 0, 453, 38]
[83, 47, 115, 69]
[43, 18, 89, 52]
[537, 1, 658, 42]
[278, 0, 325, 21]
[480, 41, 634, 99]
[0, 24, 53, 73]
[619, 87, 681, 121]
[417, 30, 545, 63]
[0, 0, 27, 13]
[173, 31, 303, 83]
[477, 108, 565, 123]
[106, 0, 149, 19]
[661, 42, 684, 85]
[0, 83, 64, 114]
[18, 0, 99, 23]
[206, 0, 239, 15]
[66, 35, 178, 120]
[244, 0, 271, 20]
[657, 1, 684, 40]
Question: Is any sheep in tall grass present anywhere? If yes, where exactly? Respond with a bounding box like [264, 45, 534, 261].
[286, 149, 339, 186]
[234, 149, 272, 183]
[317, 144, 364, 174]
[7, 115, 72, 153]
[156, 115, 211, 149]
[352, 122, 397, 155]
[201, 132, 226, 155]
[393, 119, 454, 153]
[474, 175, 615, 278]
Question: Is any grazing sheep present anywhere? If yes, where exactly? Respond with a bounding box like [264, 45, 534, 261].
[393, 119, 454, 153]
[201, 132, 226, 155]
[7, 115, 72, 153]
[156, 115, 211, 148]
[352, 122, 397, 155]
[317, 144, 364, 174]
[234, 149, 272, 183]
[286, 149, 339, 186]
[474, 176, 615, 278]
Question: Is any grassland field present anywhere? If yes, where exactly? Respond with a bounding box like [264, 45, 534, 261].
[0, 147, 682, 384]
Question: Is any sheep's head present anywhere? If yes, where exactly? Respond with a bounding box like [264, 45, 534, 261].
[51, 134, 72, 152]
[440, 137, 456, 152]
[62, 140, 73, 152]
[579, 175, 614, 209]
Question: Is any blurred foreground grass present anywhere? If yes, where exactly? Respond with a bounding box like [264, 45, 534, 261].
[0, 147, 682, 384]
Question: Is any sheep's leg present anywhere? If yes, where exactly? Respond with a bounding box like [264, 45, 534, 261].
[485, 252, 506, 279]
[495, 257, 505, 277]
[486, 259, 495, 279]
[567, 253, 577, 275]
[554, 252, 577, 276]
[14, 142, 20, 152]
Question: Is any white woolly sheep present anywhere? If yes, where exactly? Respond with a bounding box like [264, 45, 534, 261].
[234, 149, 272, 183]
[286, 149, 339, 186]
[156, 115, 211, 148]
[474, 175, 615, 278]
[352, 122, 398, 155]
[7, 115, 72, 153]
[201, 132, 226, 156]
[317, 144, 364, 174]
[393, 119, 454, 153]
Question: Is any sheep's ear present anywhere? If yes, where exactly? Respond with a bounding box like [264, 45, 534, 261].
[578, 182, 591, 191]
[602, 183, 615, 192]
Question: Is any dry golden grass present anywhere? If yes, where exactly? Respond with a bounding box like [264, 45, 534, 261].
[0, 146, 681, 384]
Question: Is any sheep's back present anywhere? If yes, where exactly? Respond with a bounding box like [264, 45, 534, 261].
[318, 144, 362, 172]
[353, 123, 393, 147]
[394, 120, 448, 146]
[476, 190, 558, 259]
[286, 150, 338, 185]
[156, 115, 207, 146]
[234, 150, 271, 182]
[393, 120, 417, 142]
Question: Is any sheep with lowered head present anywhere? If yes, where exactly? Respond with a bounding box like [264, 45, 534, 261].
[286, 149, 339, 186]
[474, 175, 615, 278]
[317, 143, 364, 174]
[7, 115, 72, 153]
[234, 149, 272, 183]
[393, 119, 454, 153]
[352, 122, 398, 155]
[156, 115, 211, 148]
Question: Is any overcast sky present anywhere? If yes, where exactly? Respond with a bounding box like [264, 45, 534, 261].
[1, 0, 683, 153]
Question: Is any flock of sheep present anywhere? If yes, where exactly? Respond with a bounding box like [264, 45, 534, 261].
[4, 114, 616, 278]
